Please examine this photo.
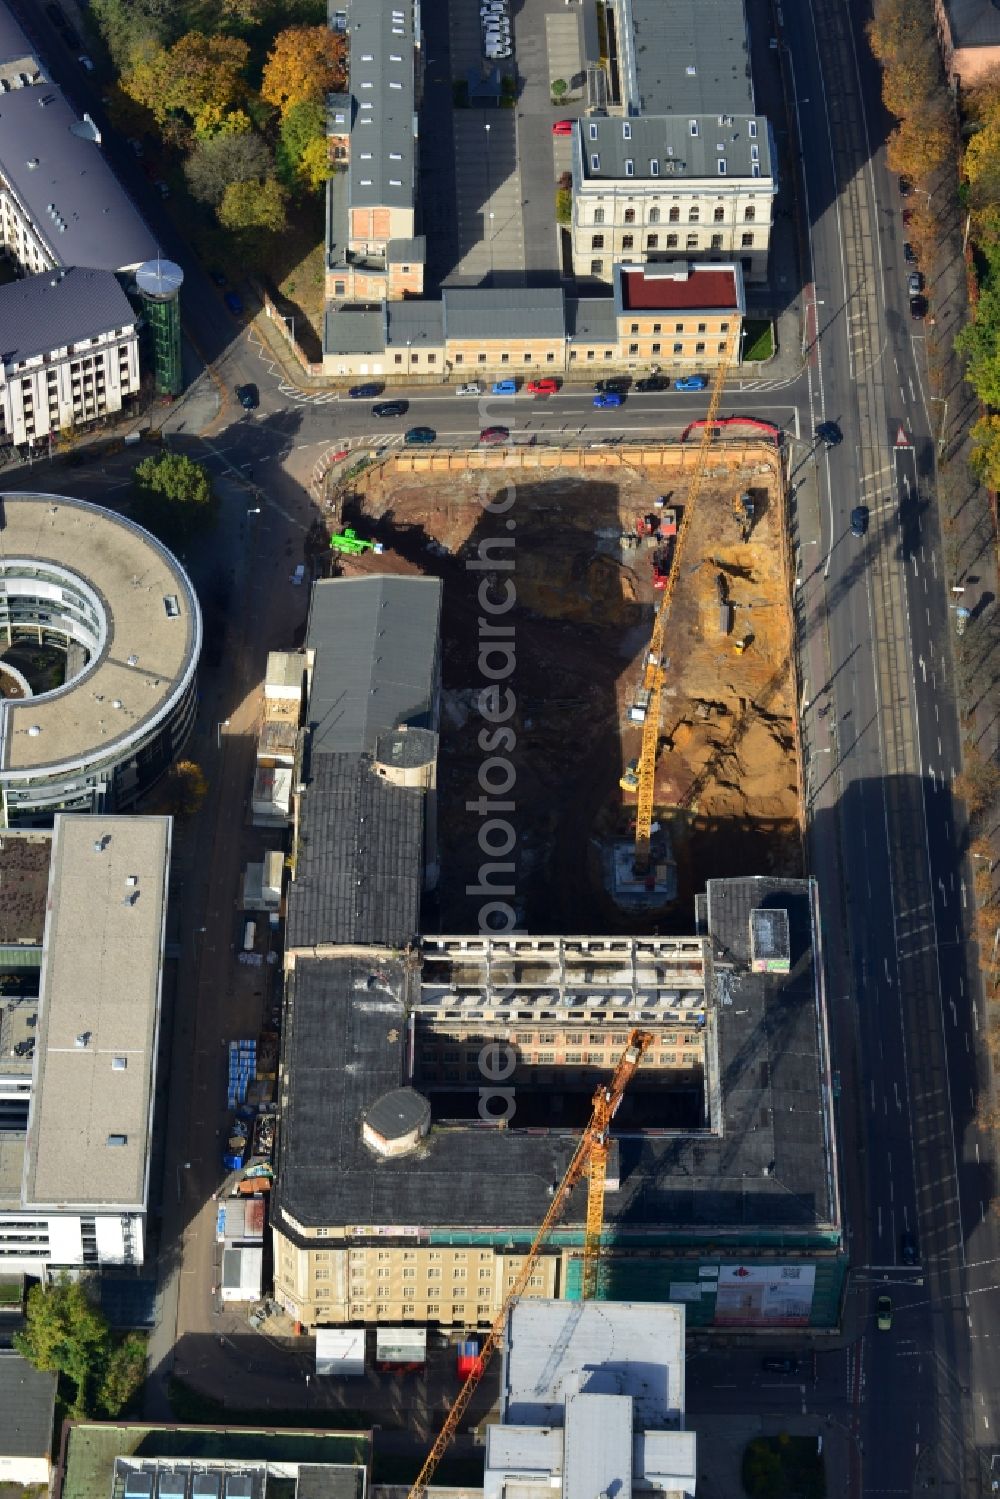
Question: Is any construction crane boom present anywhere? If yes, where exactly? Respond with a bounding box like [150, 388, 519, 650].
[406, 1029, 653, 1499]
[633, 334, 737, 875]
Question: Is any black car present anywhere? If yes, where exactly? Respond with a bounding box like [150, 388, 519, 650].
[372, 400, 408, 418]
[901, 1231, 918, 1265]
[350, 382, 383, 399]
[850, 504, 869, 537]
[903, 242, 918, 265]
[761, 1357, 800, 1375]
[404, 425, 436, 445]
[594, 377, 630, 393]
[235, 383, 259, 411]
[909, 295, 928, 321]
[899, 175, 913, 197]
[636, 375, 669, 392]
[816, 420, 842, 447]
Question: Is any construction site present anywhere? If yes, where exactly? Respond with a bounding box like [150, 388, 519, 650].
[324, 433, 801, 933]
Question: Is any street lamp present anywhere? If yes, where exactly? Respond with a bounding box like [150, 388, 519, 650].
[176, 1160, 191, 1203]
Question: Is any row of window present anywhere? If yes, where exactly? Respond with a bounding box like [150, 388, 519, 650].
[591, 232, 756, 251]
[589, 205, 757, 225]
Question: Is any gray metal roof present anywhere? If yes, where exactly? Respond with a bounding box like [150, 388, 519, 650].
[442, 287, 566, 341]
[0, 84, 157, 272]
[942, 0, 1000, 46]
[386, 235, 425, 264]
[576, 113, 772, 185]
[619, 0, 756, 114]
[0, 1353, 56, 1458]
[0, 267, 136, 368]
[386, 298, 444, 347]
[0, 4, 37, 73]
[323, 305, 387, 356]
[325, 168, 350, 272]
[305, 575, 441, 755]
[285, 754, 423, 950]
[565, 297, 617, 342]
[347, 0, 417, 212]
[275, 879, 839, 1237]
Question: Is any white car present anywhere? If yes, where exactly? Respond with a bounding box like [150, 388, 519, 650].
[484, 22, 511, 37]
[456, 382, 483, 396]
[486, 44, 512, 58]
[77, 53, 94, 71]
[481, 4, 506, 14]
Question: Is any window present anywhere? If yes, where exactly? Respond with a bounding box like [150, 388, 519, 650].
[689, 120, 698, 136]
[688, 207, 700, 222]
[696, 341, 705, 353]
[697, 322, 707, 333]
[590, 260, 603, 275]
[673, 342, 683, 353]
[539, 1032, 556, 1044]
[604, 350, 613, 358]
[718, 341, 728, 352]
[720, 321, 730, 332]
[625, 159, 634, 177]
[403, 1268, 416, 1279]
[744, 206, 757, 223]
[647, 233, 658, 249]
[547, 351, 555, 361]
[334, 280, 346, 296]
[478, 352, 488, 362]
[428, 353, 436, 364]
[524, 352, 533, 362]
[453, 1267, 467, 1278]
[749, 119, 758, 138]
[675, 323, 684, 332]
[592, 234, 605, 249]
[649, 206, 660, 224]
[742, 232, 754, 247]
[589, 122, 598, 139]
[428, 1303, 440, 1314]
[686, 234, 698, 248]
[751, 144, 759, 162]
[428, 1266, 442, 1279]
[718, 159, 727, 175]
[479, 1267, 492, 1279]
[652, 321, 661, 333]
[455, 353, 464, 363]
[594, 207, 605, 225]
[586, 349, 595, 359]
[629, 343, 638, 355]
[623, 121, 632, 140]
[501, 352, 509, 363]
[315, 1268, 330, 1280]
[650, 159, 660, 176]
[624, 208, 636, 224]
[317, 1228, 330, 1239]
[630, 323, 639, 334]
[394, 353, 403, 366]
[377, 1267, 390, 1279]
[752, 163, 761, 178]
[651, 341, 661, 354]
[622, 234, 634, 249]
[669, 206, 680, 222]
[667, 233, 678, 248]
[714, 206, 725, 222]
[591, 154, 600, 171]
[566, 1052, 582, 1063]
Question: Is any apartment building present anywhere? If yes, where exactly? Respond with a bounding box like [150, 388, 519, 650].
[571, 114, 775, 284]
[325, 0, 426, 304]
[0, 269, 140, 448]
[0, 815, 171, 1275]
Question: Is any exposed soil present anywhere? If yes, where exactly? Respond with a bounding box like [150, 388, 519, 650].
[331, 454, 801, 932]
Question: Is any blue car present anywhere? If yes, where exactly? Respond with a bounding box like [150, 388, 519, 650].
[674, 374, 707, 392]
[224, 290, 244, 316]
[491, 379, 517, 395]
[594, 390, 623, 408]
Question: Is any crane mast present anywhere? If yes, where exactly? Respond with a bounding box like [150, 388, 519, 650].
[633, 334, 738, 875]
[406, 1029, 653, 1499]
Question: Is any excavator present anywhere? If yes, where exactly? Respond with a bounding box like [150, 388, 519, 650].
[406, 1029, 653, 1499]
[329, 526, 384, 557]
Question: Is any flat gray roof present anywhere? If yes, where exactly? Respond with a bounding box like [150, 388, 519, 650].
[0, 83, 157, 273]
[23, 814, 171, 1210]
[0, 1353, 56, 1458]
[565, 297, 617, 342]
[619, 0, 755, 115]
[0, 267, 137, 368]
[442, 287, 566, 341]
[346, 0, 417, 212]
[576, 113, 772, 183]
[324, 306, 387, 357]
[386, 299, 443, 347]
[305, 575, 441, 756]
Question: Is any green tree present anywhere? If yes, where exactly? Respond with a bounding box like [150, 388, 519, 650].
[184, 129, 272, 205]
[970, 413, 1000, 489]
[276, 98, 327, 188]
[218, 175, 289, 232]
[14, 1279, 112, 1417]
[551, 77, 568, 98]
[90, 0, 172, 70]
[260, 25, 346, 116]
[122, 31, 249, 128]
[98, 1333, 147, 1417]
[163, 760, 209, 819]
[956, 252, 1000, 406]
[133, 451, 217, 547]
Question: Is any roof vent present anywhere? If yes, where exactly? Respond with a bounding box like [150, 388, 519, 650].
[107, 1133, 128, 1147]
[112, 1056, 127, 1071]
[75, 1032, 92, 1048]
[27, 725, 40, 736]
[25, 158, 39, 169]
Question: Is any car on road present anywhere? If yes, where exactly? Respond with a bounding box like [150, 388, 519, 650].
[674, 374, 707, 391]
[636, 375, 668, 391]
[479, 425, 509, 444]
[78, 53, 95, 71]
[903, 242, 918, 264]
[526, 378, 560, 395]
[594, 377, 629, 393]
[235, 383, 259, 411]
[455, 382, 483, 396]
[761, 1357, 800, 1374]
[349, 382, 383, 398]
[552, 119, 575, 135]
[223, 290, 244, 316]
[850, 504, 869, 537]
[155, 180, 170, 199]
[901, 1231, 918, 1265]
[898, 175, 913, 196]
[404, 426, 436, 444]
[816, 420, 842, 446]
[491, 379, 517, 395]
[907, 270, 924, 294]
[373, 400, 408, 417]
[594, 390, 623, 408]
[909, 295, 927, 321]
[876, 1294, 892, 1331]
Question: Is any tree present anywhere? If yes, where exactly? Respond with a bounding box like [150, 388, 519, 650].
[970, 414, 1000, 489]
[551, 78, 568, 98]
[885, 102, 953, 180]
[184, 129, 272, 205]
[192, 102, 253, 139]
[90, 0, 172, 70]
[218, 175, 289, 232]
[122, 31, 249, 128]
[163, 759, 208, 819]
[133, 451, 217, 547]
[98, 1333, 147, 1417]
[956, 258, 1000, 407]
[261, 25, 346, 116]
[276, 98, 327, 188]
[15, 1279, 112, 1417]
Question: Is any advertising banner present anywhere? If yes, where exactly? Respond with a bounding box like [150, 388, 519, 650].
[714, 1263, 816, 1326]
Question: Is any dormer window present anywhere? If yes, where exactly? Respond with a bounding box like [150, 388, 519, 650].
[689, 120, 698, 137]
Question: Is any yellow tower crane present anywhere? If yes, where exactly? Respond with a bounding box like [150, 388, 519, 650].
[633, 336, 737, 876]
[406, 1029, 654, 1499]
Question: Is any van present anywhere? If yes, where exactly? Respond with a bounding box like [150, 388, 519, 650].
[491, 378, 517, 394]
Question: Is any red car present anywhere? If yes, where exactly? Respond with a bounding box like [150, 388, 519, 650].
[479, 426, 509, 444]
[552, 119, 574, 135]
[526, 378, 560, 396]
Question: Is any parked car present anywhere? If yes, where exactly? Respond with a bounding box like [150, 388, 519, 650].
[552, 119, 575, 136]
[594, 377, 629, 393]
[901, 1231, 918, 1266]
[223, 290, 244, 316]
[486, 44, 512, 57]
[898, 175, 913, 197]
[491, 378, 517, 394]
[235, 383, 259, 411]
[674, 374, 707, 391]
[903, 242, 918, 264]
[479, 426, 510, 443]
[816, 420, 842, 447]
[526, 377, 559, 395]
[349, 382, 383, 398]
[456, 382, 483, 396]
[907, 270, 924, 294]
[373, 400, 408, 417]
[850, 504, 869, 537]
[78, 53, 95, 71]
[404, 426, 436, 445]
[594, 391, 623, 408]
[635, 375, 668, 391]
[761, 1357, 800, 1374]
[876, 1295, 892, 1331]
[909, 295, 927, 320]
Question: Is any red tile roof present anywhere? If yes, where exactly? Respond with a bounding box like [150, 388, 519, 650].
[621, 267, 738, 311]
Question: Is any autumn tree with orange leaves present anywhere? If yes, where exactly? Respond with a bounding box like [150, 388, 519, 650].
[261, 25, 346, 117]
